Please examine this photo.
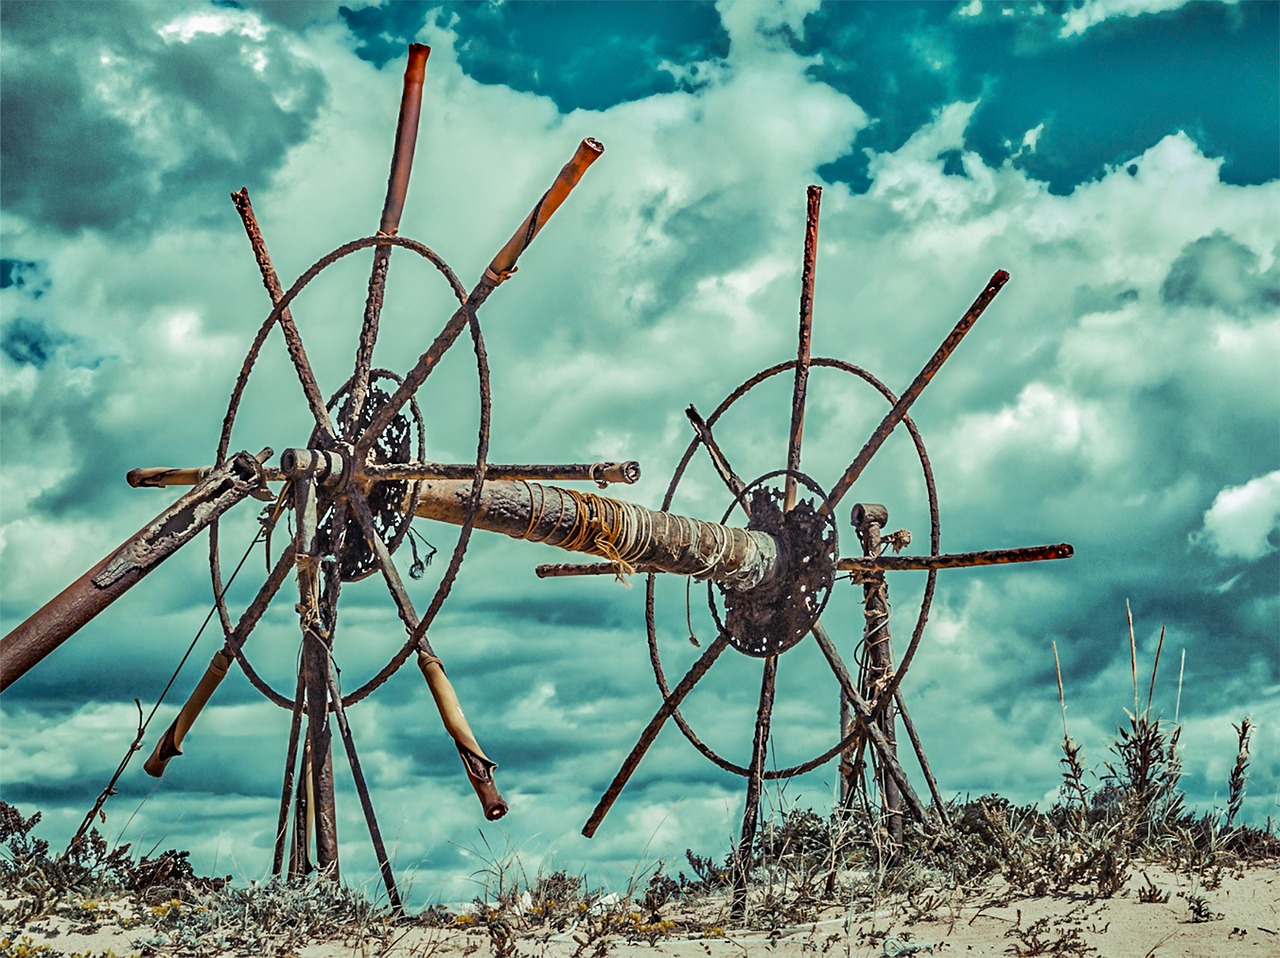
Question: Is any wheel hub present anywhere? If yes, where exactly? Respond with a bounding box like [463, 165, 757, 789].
[713, 472, 838, 658]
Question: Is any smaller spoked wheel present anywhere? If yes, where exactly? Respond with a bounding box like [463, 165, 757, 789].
[643, 358, 940, 782]
[208, 231, 491, 710]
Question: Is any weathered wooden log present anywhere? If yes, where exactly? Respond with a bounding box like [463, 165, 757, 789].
[412, 478, 780, 588]
[0, 448, 270, 693]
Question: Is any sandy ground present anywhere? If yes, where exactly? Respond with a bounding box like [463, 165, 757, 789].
[3, 862, 1276, 957]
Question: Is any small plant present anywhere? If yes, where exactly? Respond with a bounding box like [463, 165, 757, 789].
[1004, 910, 1096, 957]
[1177, 890, 1223, 923]
[1136, 872, 1169, 904]
[1224, 717, 1252, 828]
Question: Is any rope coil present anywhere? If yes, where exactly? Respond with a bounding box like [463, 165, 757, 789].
[516, 482, 738, 584]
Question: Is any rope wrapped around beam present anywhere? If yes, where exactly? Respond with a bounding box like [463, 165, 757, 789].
[412, 479, 778, 590]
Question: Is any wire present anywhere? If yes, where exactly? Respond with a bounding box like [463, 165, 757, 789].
[68, 523, 268, 854]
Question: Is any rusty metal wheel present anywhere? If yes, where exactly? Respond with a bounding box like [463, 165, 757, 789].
[644, 357, 941, 780]
[209, 228, 491, 709]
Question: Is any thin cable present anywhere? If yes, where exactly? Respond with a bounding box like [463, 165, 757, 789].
[69, 525, 266, 853]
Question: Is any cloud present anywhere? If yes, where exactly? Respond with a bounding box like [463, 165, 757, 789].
[1, 0, 1276, 903]
[1058, 0, 1231, 38]
[1193, 472, 1280, 562]
[1160, 231, 1280, 315]
[0, 0, 327, 236]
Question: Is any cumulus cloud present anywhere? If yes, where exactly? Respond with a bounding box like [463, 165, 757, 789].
[1161, 231, 1280, 315]
[1059, 0, 1232, 38]
[1, 0, 1276, 901]
[1193, 472, 1280, 561]
[0, 0, 326, 235]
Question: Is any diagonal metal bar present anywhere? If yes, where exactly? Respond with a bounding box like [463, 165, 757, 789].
[357, 138, 604, 457]
[894, 689, 950, 826]
[686, 404, 749, 511]
[810, 623, 926, 821]
[349, 493, 507, 819]
[231, 190, 335, 438]
[272, 664, 307, 877]
[582, 634, 730, 838]
[785, 185, 821, 512]
[823, 270, 1009, 515]
[326, 659, 404, 913]
[345, 44, 430, 441]
[731, 655, 778, 921]
[838, 543, 1073, 574]
[348, 492, 431, 650]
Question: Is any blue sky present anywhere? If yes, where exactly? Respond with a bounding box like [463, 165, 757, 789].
[2, 0, 1277, 904]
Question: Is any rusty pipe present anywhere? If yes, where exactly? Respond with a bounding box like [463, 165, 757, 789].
[1, 449, 270, 693]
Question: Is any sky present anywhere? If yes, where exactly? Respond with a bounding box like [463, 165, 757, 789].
[1, 0, 1277, 906]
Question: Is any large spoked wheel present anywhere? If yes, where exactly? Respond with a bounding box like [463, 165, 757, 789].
[645, 358, 940, 781]
[208, 230, 491, 709]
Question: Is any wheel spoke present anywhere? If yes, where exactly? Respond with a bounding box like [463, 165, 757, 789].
[823, 270, 1009, 514]
[686, 404, 749, 514]
[838, 543, 1073, 574]
[357, 139, 605, 458]
[810, 622, 926, 821]
[349, 492, 426, 645]
[231, 190, 336, 439]
[582, 634, 730, 838]
[343, 46, 430, 443]
[731, 655, 778, 920]
[784, 186, 821, 512]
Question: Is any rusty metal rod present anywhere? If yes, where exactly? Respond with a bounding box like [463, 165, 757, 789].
[894, 689, 950, 826]
[732, 655, 778, 921]
[349, 493, 508, 820]
[325, 659, 403, 913]
[582, 635, 729, 838]
[823, 270, 1009, 515]
[0, 449, 270, 693]
[686, 405, 748, 506]
[231, 190, 335, 438]
[535, 561, 663, 578]
[838, 543, 1073, 573]
[295, 478, 339, 875]
[810, 623, 927, 821]
[273, 666, 308, 877]
[357, 138, 604, 457]
[345, 43, 431, 442]
[127, 465, 285, 487]
[784, 185, 821, 513]
[365, 460, 640, 485]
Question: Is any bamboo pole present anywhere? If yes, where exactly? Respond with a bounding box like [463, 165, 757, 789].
[143, 649, 233, 776]
[417, 653, 508, 820]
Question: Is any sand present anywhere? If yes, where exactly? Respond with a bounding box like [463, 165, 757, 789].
[3, 861, 1276, 957]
